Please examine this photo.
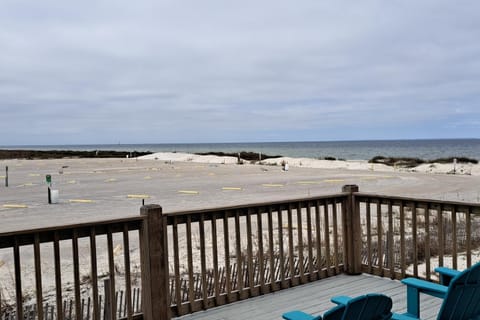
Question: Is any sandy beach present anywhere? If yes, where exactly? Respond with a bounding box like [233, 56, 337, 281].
[1, 153, 480, 308]
[0, 152, 479, 233]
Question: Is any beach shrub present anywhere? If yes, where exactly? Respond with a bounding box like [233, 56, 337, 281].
[324, 156, 336, 161]
[370, 156, 478, 167]
[430, 157, 478, 164]
[195, 151, 282, 161]
[369, 156, 425, 168]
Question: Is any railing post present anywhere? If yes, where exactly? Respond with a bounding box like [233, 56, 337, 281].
[140, 205, 170, 320]
[342, 185, 362, 275]
[104, 279, 112, 320]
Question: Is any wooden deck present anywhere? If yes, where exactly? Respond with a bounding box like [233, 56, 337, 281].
[175, 274, 443, 320]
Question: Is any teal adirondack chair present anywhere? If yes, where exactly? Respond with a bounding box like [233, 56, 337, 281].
[282, 293, 393, 320]
[392, 261, 480, 320]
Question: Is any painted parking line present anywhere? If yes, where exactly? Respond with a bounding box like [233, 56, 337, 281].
[296, 181, 319, 185]
[104, 178, 117, 182]
[359, 175, 394, 180]
[17, 183, 38, 187]
[323, 179, 345, 183]
[3, 204, 29, 209]
[222, 187, 243, 191]
[69, 199, 95, 203]
[262, 184, 284, 187]
[127, 194, 150, 199]
[178, 190, 200, 195]
[144, 176, 152, 180]
[28, 173, 40, 177]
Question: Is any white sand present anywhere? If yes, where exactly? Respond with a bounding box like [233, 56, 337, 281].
[139, 152, 479, 176]
[1, 153, 480, 308]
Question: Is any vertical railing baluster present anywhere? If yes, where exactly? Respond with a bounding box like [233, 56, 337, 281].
[376, 200, 383, 274]
[425, 205, 431, 280]
[13, 237, 23, 320]
[186, 215, 194, 308]
[412, 202, 418, 277]
[234, 210, 243, 294]
[246, 209, 254, 292]
[72, 229, 81, 320]
[452, 205, 458, 270]
[399, 201, 406, 279]
[287, 204, 295, 281]
[466, 207, 472, 268]
[387, 201, 394, 278]
[199, 214, 208, 308]
[366, 199, 372, 273]
[123, 224, 133, 320]
[324, 200, 331, 275]
[438, 204, 444, 268]
[107, 227, 117, 320]
[54, 231, 63, 320]
[296, 202, 305, 281]
[172, 217, 181, 312]
[211, 213, 220, 303]
[223, 214, 232, 299]
[89, 228, 99, 320]
[267, 206, 276, 288]
[306, 202, 313, 280]
[314, 201, 322, 276]
[34, 233, 44, 320]
[256, 208, 265, 292]
[277, 206, 285, 286]
[332, 201, 339, 274]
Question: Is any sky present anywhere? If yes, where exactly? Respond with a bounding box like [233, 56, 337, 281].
[1, 1, 480, 146]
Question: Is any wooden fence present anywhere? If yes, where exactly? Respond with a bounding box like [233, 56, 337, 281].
[2, 185, 480, 320]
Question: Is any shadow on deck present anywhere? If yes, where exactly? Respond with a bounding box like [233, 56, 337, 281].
[175, 274, 443, 320]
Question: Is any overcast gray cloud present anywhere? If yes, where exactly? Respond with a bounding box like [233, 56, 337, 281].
[1, 0, 479, 145]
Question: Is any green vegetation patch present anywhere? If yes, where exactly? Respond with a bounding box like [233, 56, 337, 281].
[369, 156, 478, 167]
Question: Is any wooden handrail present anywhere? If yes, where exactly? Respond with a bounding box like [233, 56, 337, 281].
[2, 187, 480, 320]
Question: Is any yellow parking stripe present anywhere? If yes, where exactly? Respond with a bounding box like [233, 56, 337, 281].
[3, 204, 28, 208]
[69, 199, 94, 203]
[296, 181, 319, 185]
[222, 187, 242, 191]
[262, 184, 284, 187]
[178, 190, 199, 195]
[127, 194, 150, 199]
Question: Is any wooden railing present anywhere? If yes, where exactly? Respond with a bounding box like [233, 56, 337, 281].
[2, 185, 480, 320]
[162, 192, 348, 317]
[0, 217, 145, 320]
[356, 194, 480, 281]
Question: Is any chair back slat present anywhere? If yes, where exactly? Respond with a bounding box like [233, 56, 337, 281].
[323, 294, 392, 320]
[438, 262, 480, 320]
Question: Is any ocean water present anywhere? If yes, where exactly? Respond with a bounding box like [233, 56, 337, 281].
[3, 139, 480, 161]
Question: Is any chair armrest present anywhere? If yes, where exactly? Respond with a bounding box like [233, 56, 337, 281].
[282, 310, 322, 320]
[434, 266, 461, 286]
[330, 295, 352, 306]
[391, 312, 419, 320]
[401, 278, 448, 318]
[401, 278, 448, 298]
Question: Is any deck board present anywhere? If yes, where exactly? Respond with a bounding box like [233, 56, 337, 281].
[175, 274, 443, 320]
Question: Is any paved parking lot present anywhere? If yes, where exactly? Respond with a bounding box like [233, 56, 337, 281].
[1, 158, 479, 232]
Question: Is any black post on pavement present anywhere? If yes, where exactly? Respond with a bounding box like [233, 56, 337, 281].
[46, 174, 52, 204]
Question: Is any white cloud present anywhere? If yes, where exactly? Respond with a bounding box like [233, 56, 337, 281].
[1, 0, 480, 144]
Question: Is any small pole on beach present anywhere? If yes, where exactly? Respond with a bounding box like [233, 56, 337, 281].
[5, 166, 8, 187]
[46, 174, 52, 204]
